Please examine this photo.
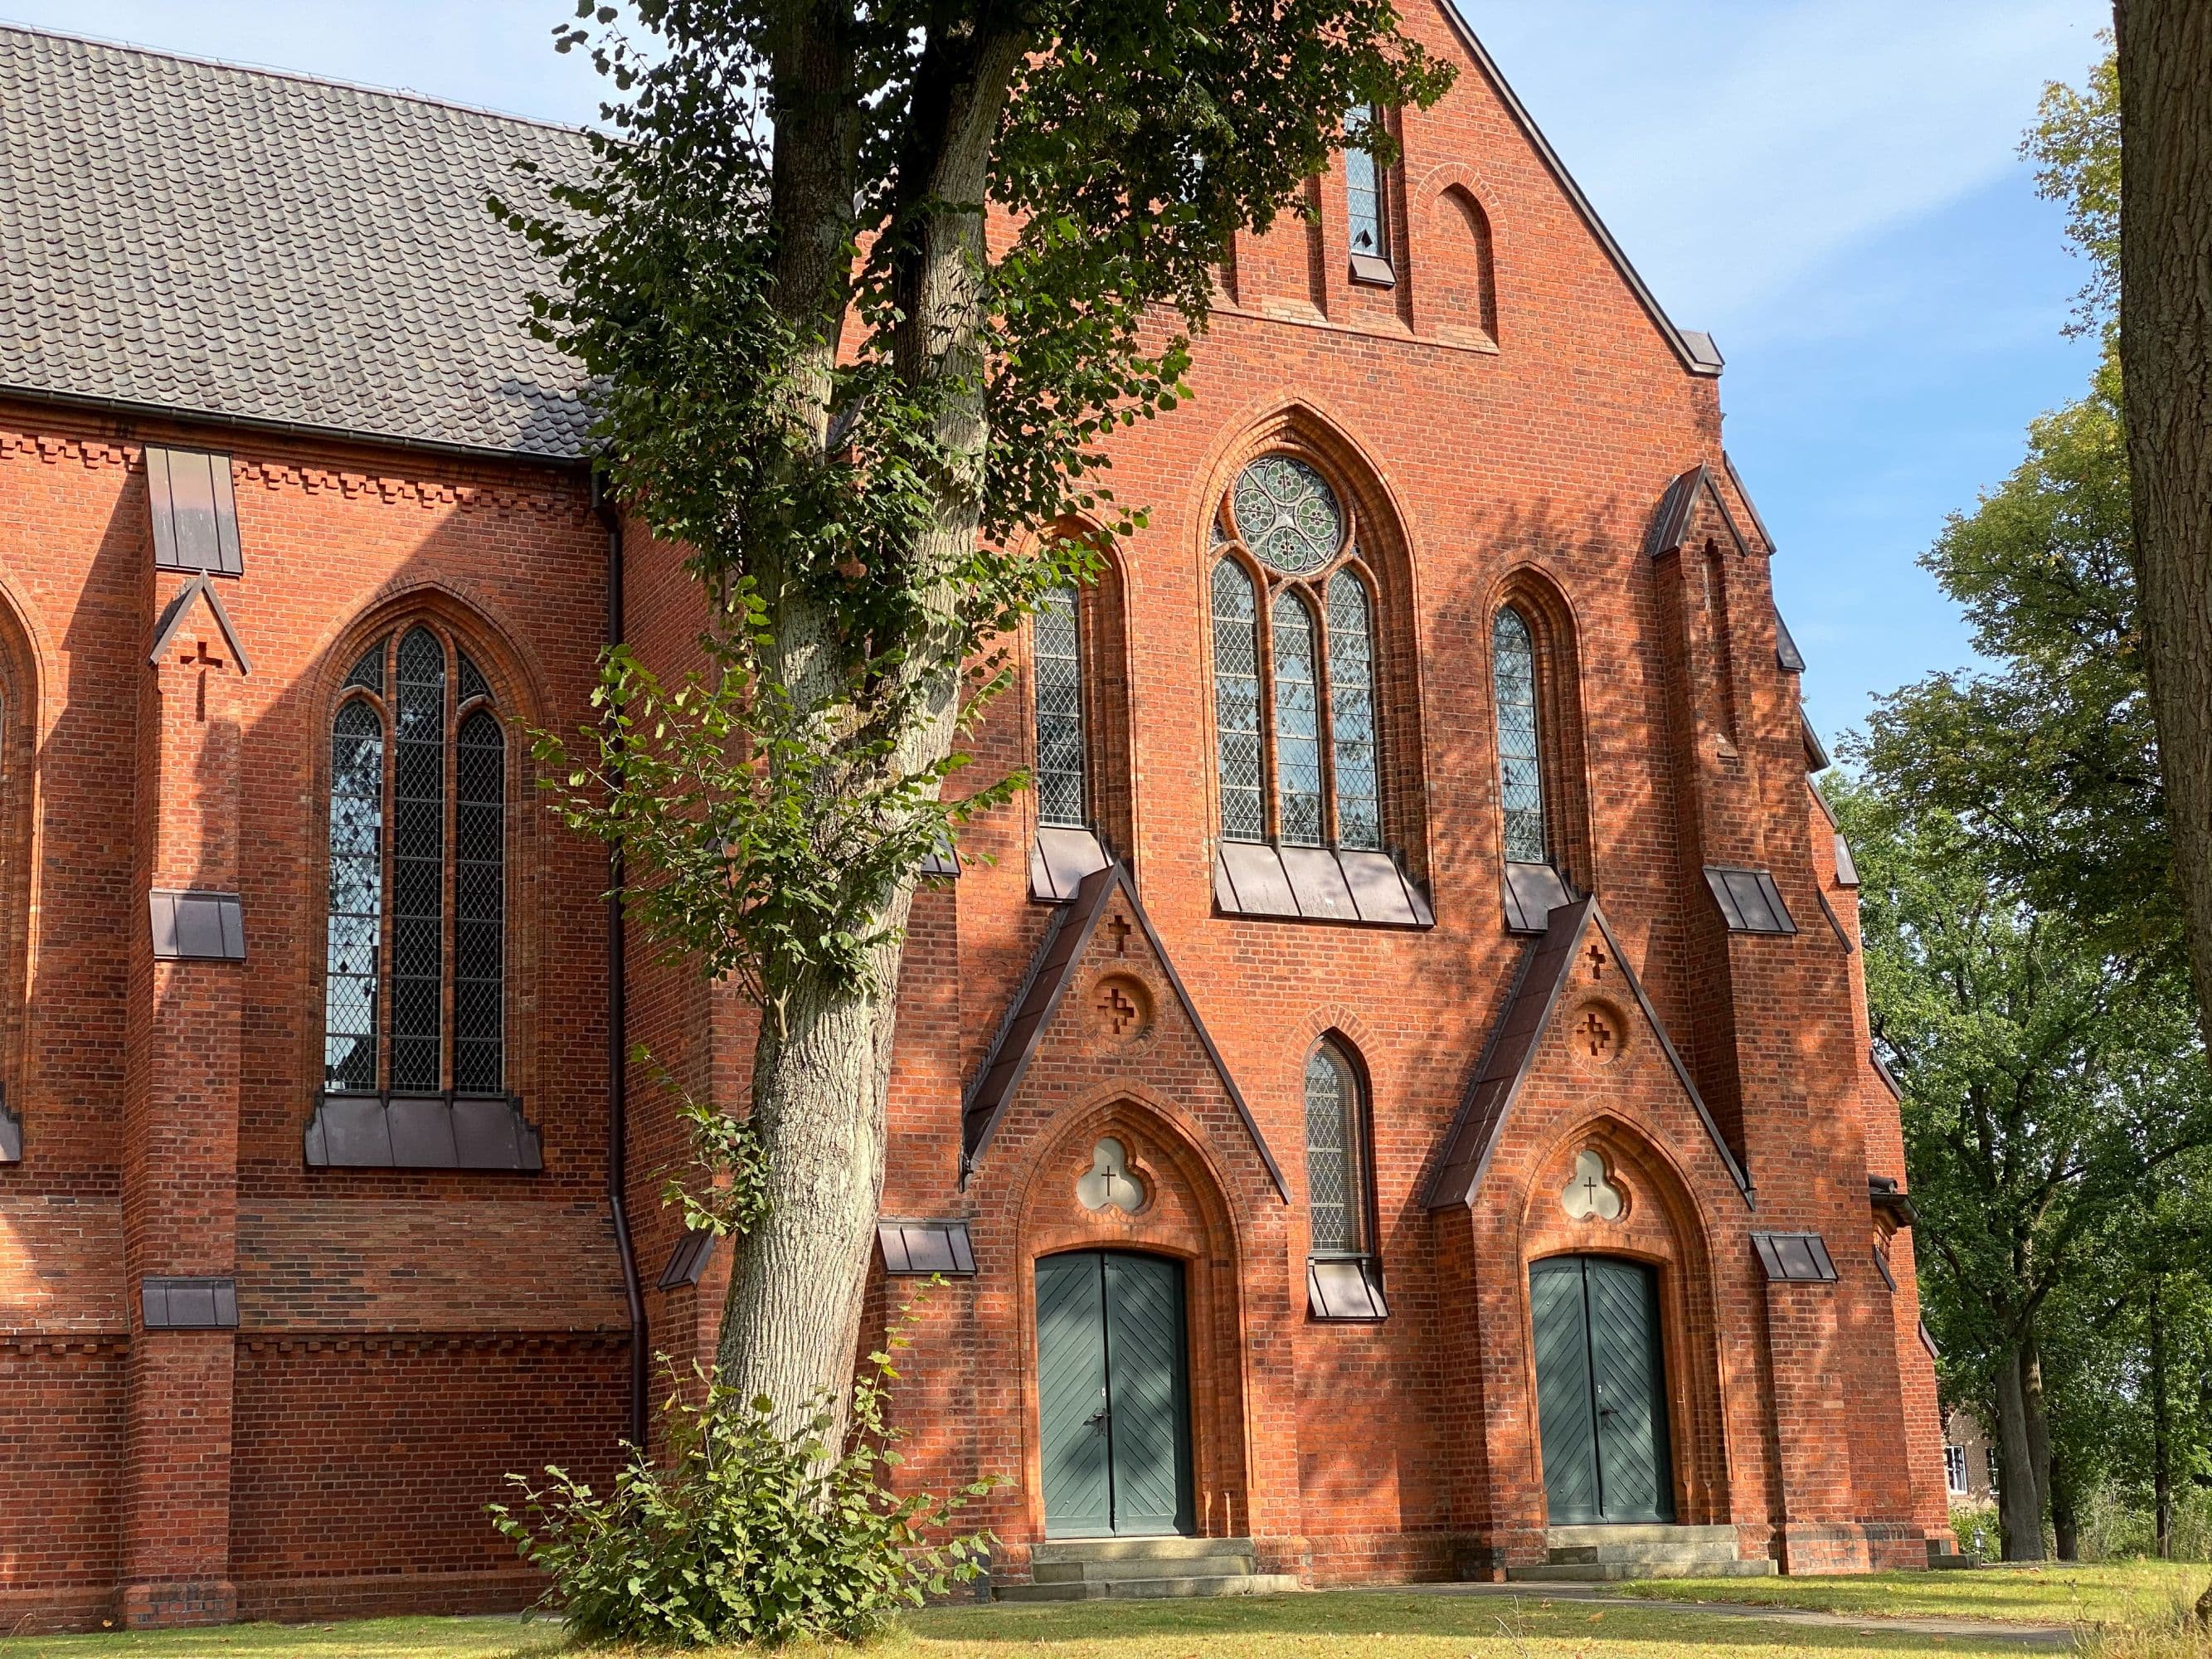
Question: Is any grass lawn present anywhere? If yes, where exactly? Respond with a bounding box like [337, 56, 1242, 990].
[0, 1591, 2059, 1659]
[1610, 1559, 2212, 1627]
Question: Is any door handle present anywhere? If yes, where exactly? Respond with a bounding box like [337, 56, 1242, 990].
[1085, 1407, 1111, 1432]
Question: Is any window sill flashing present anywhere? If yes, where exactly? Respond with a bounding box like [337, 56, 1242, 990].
[1215, 841, 1432, 929]
[1308, 1254, 1388, 1321]
[305, 1091, 542, 1170]
[1347, 254, 1398, 288]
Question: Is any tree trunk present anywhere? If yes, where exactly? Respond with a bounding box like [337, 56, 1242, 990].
[2151, 1273, 2174, 1559]
[2115, 0, 2212, 1043]
[712, 7, 1026, 1443]
[2052, 1457, 2081, 1561]
[2024, 1335, 2054, 1549]
[1995, 1344, 2049, 1560]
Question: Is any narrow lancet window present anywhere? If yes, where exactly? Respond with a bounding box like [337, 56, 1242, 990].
[1344, 107, 1390, 275]
[1033, 585, 1087, 829]
[1273, 591, 1323, 844]
[1493, 606, 1547, 864]
[390, 627, 446, 1092]
[1305, 1044, 1364, 1254]
[324, 699, 384, 1091]
[1213, 560, 1266, 842]
[454, 707, 505, 1094]
[1327, 572, 1380, 850]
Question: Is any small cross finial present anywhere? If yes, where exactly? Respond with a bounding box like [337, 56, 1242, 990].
[1586, 942, 1608, 980]
[1578, 1010, 1613, 1058]
[1106, 914, 1133, 955]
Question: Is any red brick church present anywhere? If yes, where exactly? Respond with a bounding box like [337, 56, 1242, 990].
[0, 9, 1953, 1632]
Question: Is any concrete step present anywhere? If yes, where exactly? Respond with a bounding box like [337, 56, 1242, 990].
[1546, 1547, 1747, 1569]
[1031, 1535, 1257, 1565]
[999, 1572, 1301, 1602]
[1546, 1524, 1739, 1556]
[1507, 1559, 1777, 1583]
[1034, 1553, 1256, 1584]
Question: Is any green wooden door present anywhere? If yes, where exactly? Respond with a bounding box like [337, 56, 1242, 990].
[1036, 1251, 1192, 1537]
[1530, 1255, 1674, 1525]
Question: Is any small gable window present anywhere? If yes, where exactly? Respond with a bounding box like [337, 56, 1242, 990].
[1492, 606, 1546, 863]
[1344, 106, 1394, 287]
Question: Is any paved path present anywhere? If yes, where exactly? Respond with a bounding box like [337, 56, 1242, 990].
[1396, 1579, 2076, 1647]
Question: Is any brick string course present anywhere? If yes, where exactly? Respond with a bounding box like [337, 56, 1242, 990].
[0, 1, 1947, 1629]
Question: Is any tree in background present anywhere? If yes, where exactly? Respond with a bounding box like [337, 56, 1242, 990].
[503, 1, 1451, 1432]
[2114, 0, 2212, 1053]
[1835, 780, 2212, 1559]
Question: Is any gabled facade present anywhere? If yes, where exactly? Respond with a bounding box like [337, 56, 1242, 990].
[0, 11, 1948, 1632]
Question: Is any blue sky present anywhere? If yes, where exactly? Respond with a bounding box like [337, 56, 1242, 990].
[2, 0, 2109, 744]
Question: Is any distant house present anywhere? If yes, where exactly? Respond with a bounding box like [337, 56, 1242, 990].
[1945, 1410, 1998, 1501]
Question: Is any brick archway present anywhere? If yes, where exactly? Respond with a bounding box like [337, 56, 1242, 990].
[1517, 1117, 1730, 1530]
[1014, 1098, 1252, 1543]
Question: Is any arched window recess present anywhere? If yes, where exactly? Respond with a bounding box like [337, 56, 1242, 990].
[1304, 1038, 1388, 1321]
[1208, 453, 1428, 928]
[305, 621, 540, 1171]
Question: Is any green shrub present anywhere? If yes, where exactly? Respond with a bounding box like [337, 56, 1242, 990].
[1952, 1499, 2002, 1560]
[492, 1338, 995, 1648]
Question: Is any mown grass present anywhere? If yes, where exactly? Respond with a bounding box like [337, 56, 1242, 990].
[1608, 1559, 2212, 1628]
[0, 1591, 2050, 1659]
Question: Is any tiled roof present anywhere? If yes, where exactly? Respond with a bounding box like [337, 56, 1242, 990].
[0, 26, 595, 460]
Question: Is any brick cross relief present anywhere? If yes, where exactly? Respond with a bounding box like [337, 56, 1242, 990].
[1585, 942, 1607, 980]
[1579, 1010, 1613, 1058]
[1100, 984, 1139, 1035]
[1106, 914, 1133, 955]
[182, 639, 225, 670]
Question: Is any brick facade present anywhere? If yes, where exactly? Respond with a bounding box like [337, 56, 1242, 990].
[0, 5, 1947, 1629]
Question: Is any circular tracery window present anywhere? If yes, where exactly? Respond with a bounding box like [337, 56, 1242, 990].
[1231, 455, 1344, 575]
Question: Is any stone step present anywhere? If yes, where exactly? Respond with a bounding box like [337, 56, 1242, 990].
[1548, 1545, 1745, 1568]
[1508, 1559, 1777, 1583]
[1545, 1524, 1740, 1554]
[1030, 1535, 1256, 1565]
[998, 1572, 1301, 1603]
[1033, 1554, 1257, 1584]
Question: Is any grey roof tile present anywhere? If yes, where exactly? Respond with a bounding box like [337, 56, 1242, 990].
[0, 26, 594, 458]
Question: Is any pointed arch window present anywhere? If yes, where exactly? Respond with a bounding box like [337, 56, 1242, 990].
[1305, 1038, 1388, 1320]
[1210, 454, 1427, 930]
[1493, 606, 1546, 864]
[310, 624, 536, 1170]
[1344, 105, 1394, 286]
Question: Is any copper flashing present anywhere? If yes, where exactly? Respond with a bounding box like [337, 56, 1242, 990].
[0, 1087, 18, 1162]
[145, 445, 242, 576]
[1502, 860, 1574, 934]
[959, 860, 1287, 1200]
[1723, 452, 1777, 553]
[1818, 888, 1855, 955]
[148, 888, 246, 960]
[878, 1219, 977, 1277]
[1801, 709, 1831, 772]
[657, 1228, 716, 1290]
[141, 1276, 239, 1330]
[1869, 1174, 1918, 1228]
[1213, 841, 1432, 927]
[304, 1091, 543, 1170]
[1775, 606, 1806, 673]
[1308, 1256, 1388, 1321]
[1753, 1231, 1837, 1283]
[1704, 866, 1797, 936]
[1870, 1047, 1903, 1101]
[1425, 896, 1753, 1211]
[148, 572, 254, 675]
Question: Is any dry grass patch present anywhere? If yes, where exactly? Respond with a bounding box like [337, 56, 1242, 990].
[1610, 1562, 2212, 1628]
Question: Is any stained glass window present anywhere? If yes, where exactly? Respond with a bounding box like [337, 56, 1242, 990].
[323, 699, 383, 1091]
[1344, 107, 1388, 264]
[1033, 586, 1087, 829]
[323, 625, 507, 1100]
[1273, 591, 1324, 845]
[1494, 606, 1547, 864]
[1232, 455, 1342, 575]
[1327, 572, 1380, 851]
[1213, 560, 1266, 842]
[1305, 1044, 1363, 1255]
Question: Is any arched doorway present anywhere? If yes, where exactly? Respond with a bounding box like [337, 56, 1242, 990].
[1036, 1249, 1194, 1537]
[1531, 1254, 1674, 1525]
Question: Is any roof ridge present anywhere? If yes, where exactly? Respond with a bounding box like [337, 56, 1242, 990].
[0, 17, 596, 140]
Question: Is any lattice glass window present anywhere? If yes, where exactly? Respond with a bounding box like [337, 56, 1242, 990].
[1344, 106, 1388, 263]
[1305, 1044, 1363, 1254]
[1213, 559, 1266, 842]
[323, 698, 383, 1091]
[1033, 585, 1087, 829]
[390, 628, 446, 1092]
[1273, 591, 1324, 845]
[320, 626, 508, 1101]
[1327, 572, 1380, 851]
[1232, 456, 1342, 575]
[1493, 606, 1547, 864]
[454, 708, 505, 1094]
